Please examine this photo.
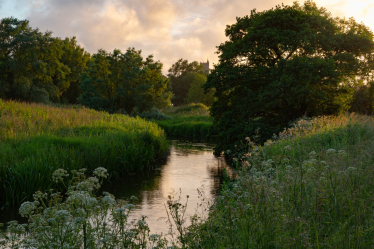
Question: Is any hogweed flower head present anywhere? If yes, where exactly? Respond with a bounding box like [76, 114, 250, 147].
[326, 148, 336, 155]
[19, 201, 37, 217]
[52, 169, 69, 183]
[93, 167, 108, 178]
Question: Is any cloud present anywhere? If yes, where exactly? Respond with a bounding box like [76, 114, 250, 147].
[2, 0, 373, 74]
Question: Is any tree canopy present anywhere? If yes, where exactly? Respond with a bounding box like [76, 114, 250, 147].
[187, 73, 215, 106]
[168, 59, 205, 106]
[0, 17, 90, 103]
[205, 0, 374, 154]
[79, 48, 172, 114]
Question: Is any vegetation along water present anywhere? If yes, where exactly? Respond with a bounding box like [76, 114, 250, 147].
[153, 103, 213, 141]
[2, 0, 374, 248]
[0, 99, 169, 207]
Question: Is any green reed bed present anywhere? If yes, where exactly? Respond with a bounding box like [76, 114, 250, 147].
[155, 103, 213, 141]
[0, 100, 169, 207]
[186, 114, 374, 248]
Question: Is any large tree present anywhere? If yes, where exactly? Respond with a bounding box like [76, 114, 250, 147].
[205, 1, 374, 154]
[79, 48, 172, 114]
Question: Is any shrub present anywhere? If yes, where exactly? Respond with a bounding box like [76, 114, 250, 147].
[137, 108, 172, 120]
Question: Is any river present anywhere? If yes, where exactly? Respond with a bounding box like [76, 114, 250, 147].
[0, 140, 231, 236]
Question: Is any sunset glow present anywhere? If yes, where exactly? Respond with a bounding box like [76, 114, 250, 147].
[1, 0, 373, 73]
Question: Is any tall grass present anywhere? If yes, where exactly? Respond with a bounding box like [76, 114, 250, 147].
[156, 103, 213, 141]
[0, 100, 169, 207]
[186, 114, 374, 248]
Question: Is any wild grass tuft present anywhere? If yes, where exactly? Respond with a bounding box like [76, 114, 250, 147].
[186, 114, 374, 248]
[0, 100, 169, 207]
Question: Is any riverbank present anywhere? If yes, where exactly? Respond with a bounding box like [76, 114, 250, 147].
[186, 114, 374, 248]
[0, 100, 169, 207]
[154, 103, 214, 141]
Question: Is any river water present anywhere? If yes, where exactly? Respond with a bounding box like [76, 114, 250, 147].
[0, 140, 231, 235]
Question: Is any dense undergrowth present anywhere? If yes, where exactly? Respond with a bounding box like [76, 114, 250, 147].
[185, 114, 374, 248]
[154, 103, 213, 141]
[0, 100, 169, 207]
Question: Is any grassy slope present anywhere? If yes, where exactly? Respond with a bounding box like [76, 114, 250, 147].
[188, 114, 374, 248]
[155, 103, 213, 141]
[0, 100, 169, 206]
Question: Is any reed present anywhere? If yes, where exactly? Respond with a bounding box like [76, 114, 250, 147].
[0, 100, 169, 207]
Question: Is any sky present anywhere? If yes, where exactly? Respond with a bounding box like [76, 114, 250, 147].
[1, 0, 374, 74]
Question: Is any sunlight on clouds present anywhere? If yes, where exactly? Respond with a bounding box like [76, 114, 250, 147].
[2, 0, 374, 74]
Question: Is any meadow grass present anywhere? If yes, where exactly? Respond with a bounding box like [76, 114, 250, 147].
[0, 100, 169, 207]
[186, 114, 374, 248]
[155, 103, 213, 141]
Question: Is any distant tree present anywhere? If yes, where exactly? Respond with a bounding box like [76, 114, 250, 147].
[187, 73, 215, 106]
[205, 1, 374, 155]
[79, 48, 172, 114]
[168, 59, 204, 106]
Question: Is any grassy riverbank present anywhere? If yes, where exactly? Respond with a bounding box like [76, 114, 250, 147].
[155, 103, 213, 141]
[0, 100, 169, 207]
[186, 114, 374, 248]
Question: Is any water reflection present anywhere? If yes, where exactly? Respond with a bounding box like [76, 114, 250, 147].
[0, 140, 231, 235]
[102, 140, 230, 235]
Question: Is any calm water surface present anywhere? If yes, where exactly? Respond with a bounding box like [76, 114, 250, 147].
[103, 140, 231, 235]
[0, 140, 231, 235]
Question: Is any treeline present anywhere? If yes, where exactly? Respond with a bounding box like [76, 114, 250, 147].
[167, 58, 214, 107]
[0, 17, 214, 115]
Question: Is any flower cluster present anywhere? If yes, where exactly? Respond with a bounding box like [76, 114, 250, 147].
[52, 168, 69, 183]
[93, 167, 108, 178]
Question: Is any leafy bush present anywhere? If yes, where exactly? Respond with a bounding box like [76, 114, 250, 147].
[163, 103, 209, 116]
[137, 108, 172, 120]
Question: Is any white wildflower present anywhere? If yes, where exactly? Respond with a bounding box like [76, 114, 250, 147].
[52, 169, 69, 183]
[93, 167, 108, 178]
[19, 201, 36, 217]
[326, 149, 336, 155]
[102, 196, 116, 206]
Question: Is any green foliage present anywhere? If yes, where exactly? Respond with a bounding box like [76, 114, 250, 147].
[186, 73, 215, 106]
[349, 81, 374, 114]
[186, 114, 374, 248]
[137, 108, 172, 120]
[168, 59, 205, 106]
[79, 48, 172, 114]
[59, 37, 91, 104]
[205, 1, 374, 155]
[0, 100, 169, 206]
[155, 104, 212, 140]
[0, 17, 90, 104]
[162, 103, 209, 116]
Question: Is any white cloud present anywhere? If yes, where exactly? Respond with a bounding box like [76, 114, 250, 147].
[1, 0, 373, 74]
